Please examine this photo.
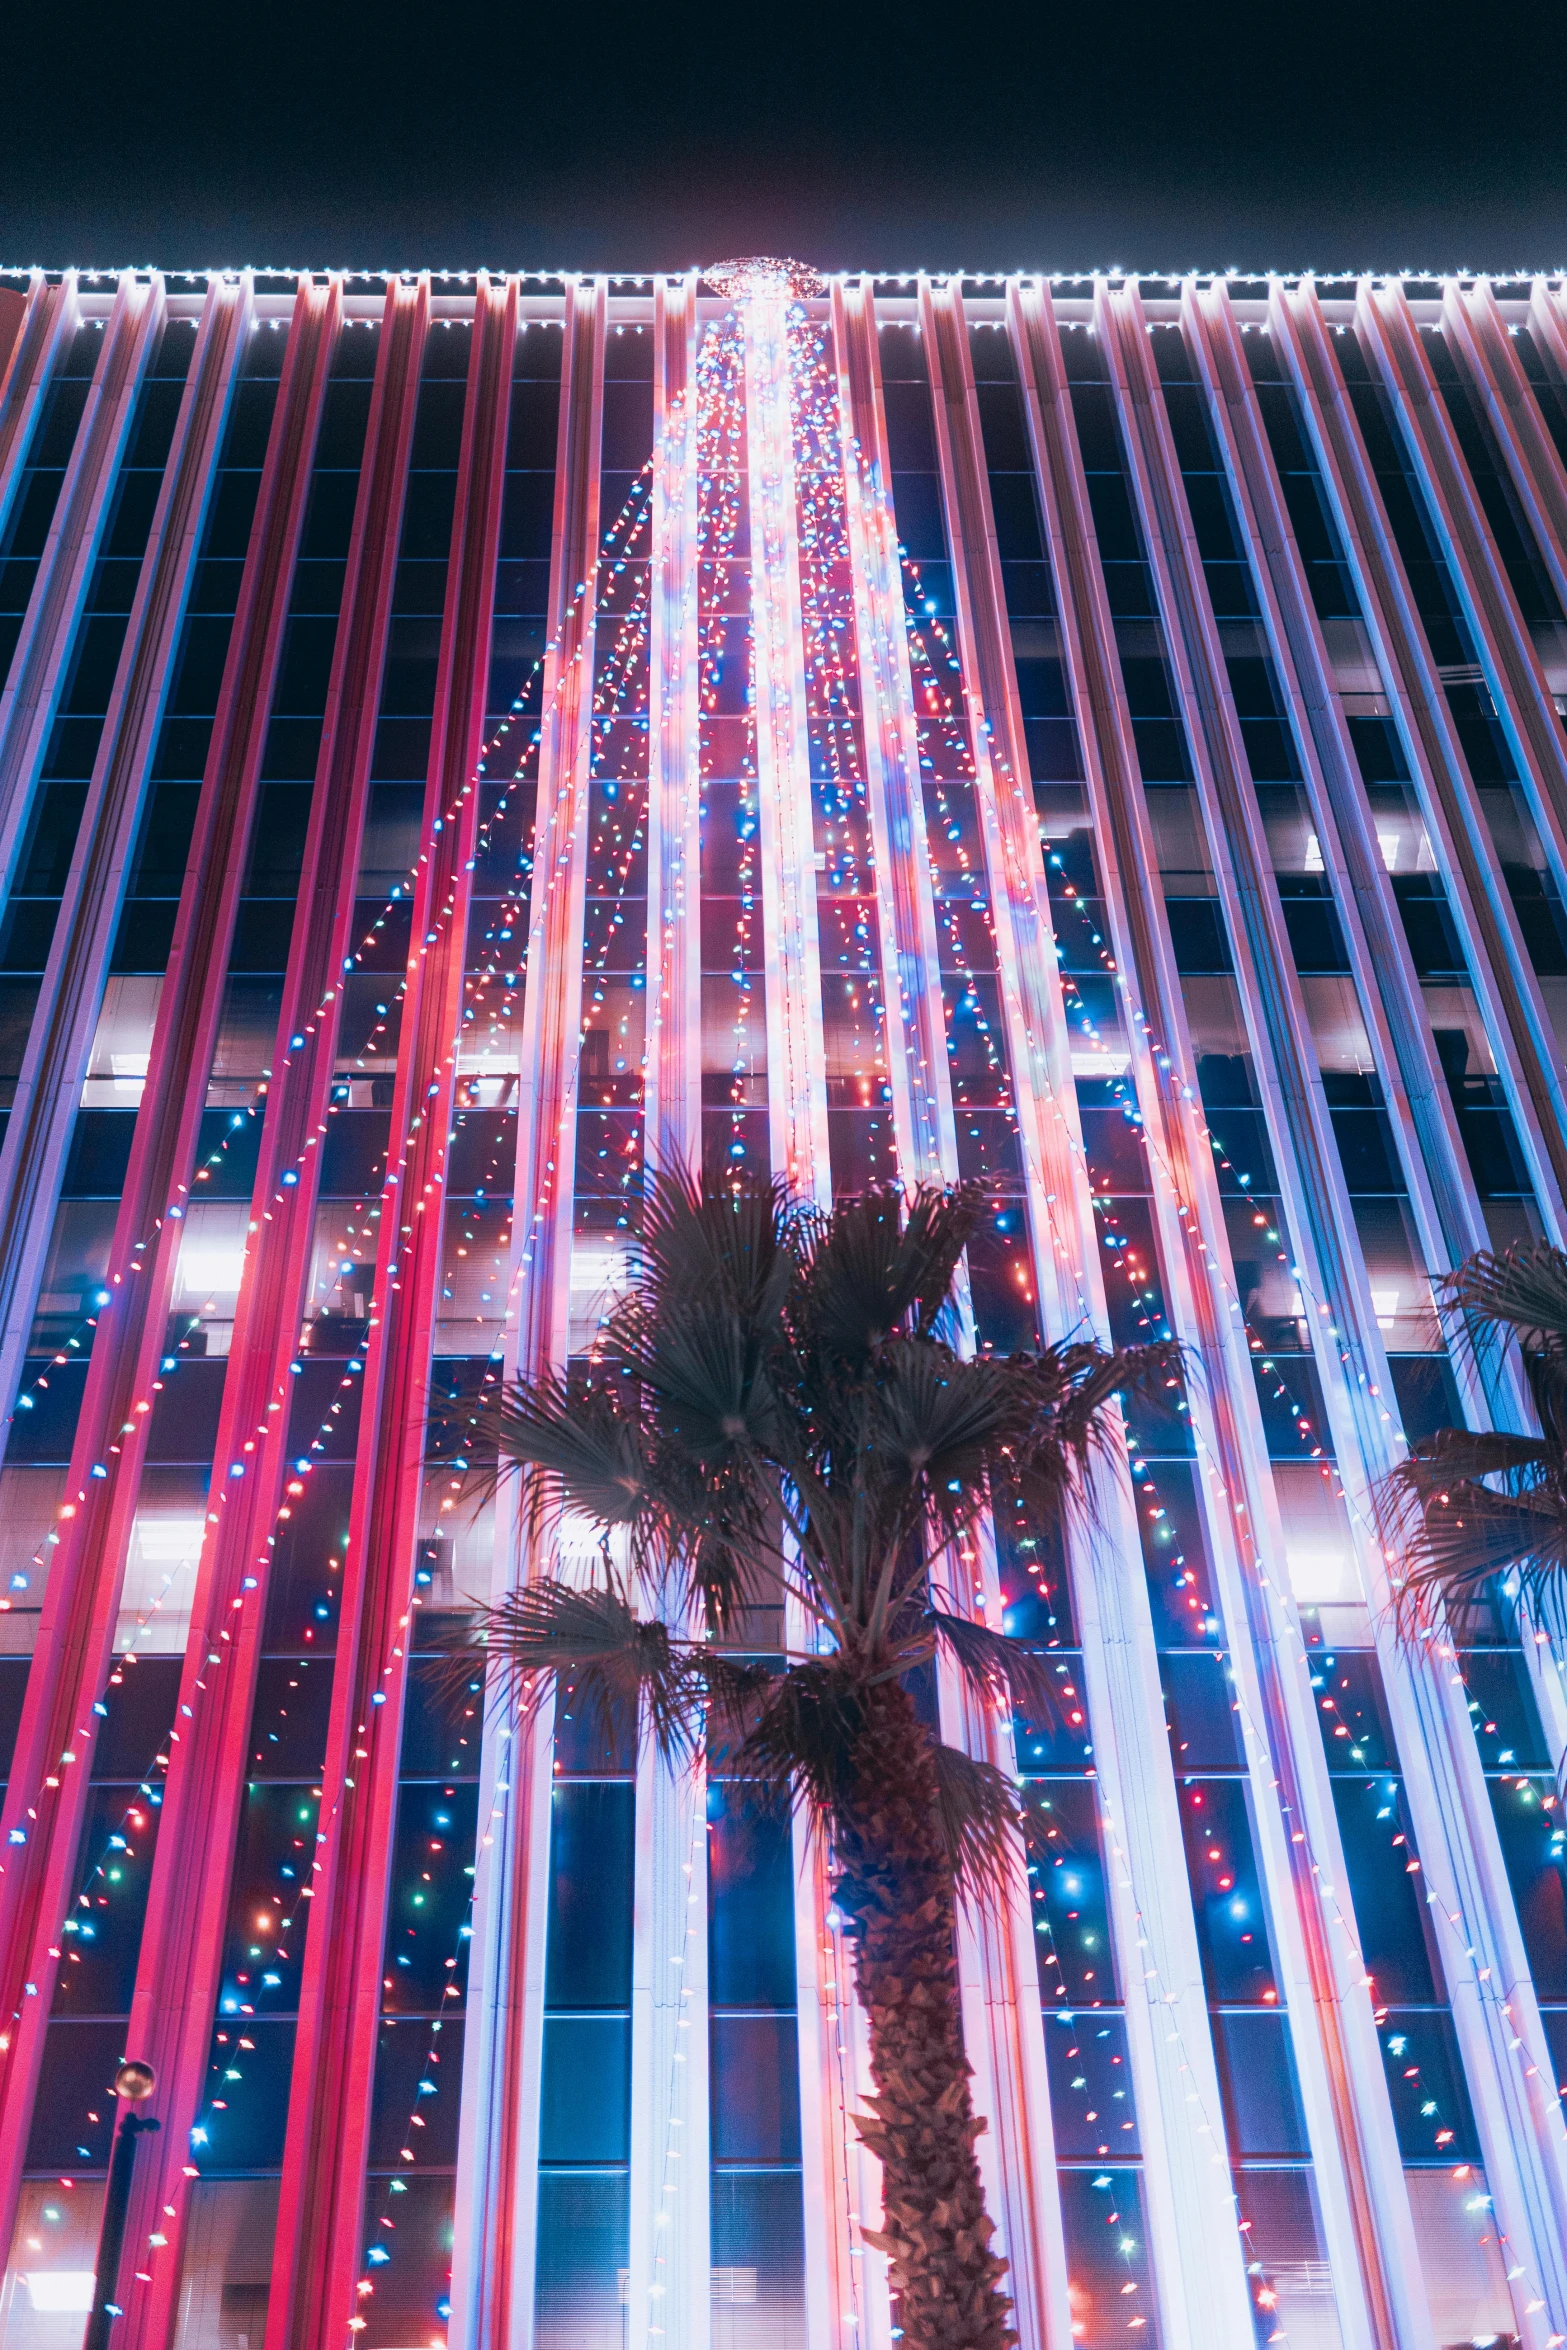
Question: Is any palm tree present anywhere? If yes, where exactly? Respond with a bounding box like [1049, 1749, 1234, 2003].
[1386, 1241, 1567, 1636]
[469, 1170, 1174, 2350]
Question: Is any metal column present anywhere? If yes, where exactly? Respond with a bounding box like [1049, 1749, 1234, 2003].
[0, 270, 163, 896]
[0, 275, 250, 1427]
[920, 273, 1258, 2350]
[0, 271, 77, 545]
[448, 276, 602, 2350]
[1270, 278, 1567, 1236]
[109, 275, 428, 2350]
[626, 269, 711, 2350]
[0, 272, 259, 2230]
[1102, 273, 1567, 2349]
[833, 272, 1071, 2350]
[262, 273, 515, 2350]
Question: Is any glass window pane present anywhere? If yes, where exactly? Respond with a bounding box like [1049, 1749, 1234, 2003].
[710, 2171, 806, 2350]
[710, 2016, 801, 2164]
[707, 1789, 796, 2010]
[544, 1784, 634, 2010]
[1057, 2168, 1161, 2349]
[1234, 2170, 1341, 2350]
[1210, 2012, 1309, 2157]
[1042, 2010, 1140, 2159]
[172, 2178, 279, 2350]
[540, 2017, 631, 2164]
[534, 2172, 628, 2350]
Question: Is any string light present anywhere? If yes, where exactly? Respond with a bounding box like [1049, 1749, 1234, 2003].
[7, 264, 1566, 2349]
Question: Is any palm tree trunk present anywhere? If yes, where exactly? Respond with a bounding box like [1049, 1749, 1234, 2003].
[833, 1676, 1018, 2350]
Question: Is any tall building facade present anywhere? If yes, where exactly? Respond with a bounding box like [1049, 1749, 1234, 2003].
[0, 255, 1562, 2350]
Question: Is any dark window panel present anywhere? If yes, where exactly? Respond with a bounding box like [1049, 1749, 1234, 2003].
[1387, 1354, 1464, 1448]
[91, 1656, 180, 1778]
[0, 898, 60, 972]
[59, 612, 131, 716]
[1164, 898, 1233, 974]
[369, 2014, 465, 2167]
[1180, 471, 1242, 562]
[708, 1785, 797, 2010]
[0, 1654, 27, 1777]
[544, 1782, 634, 2011]
[987, 473, 1045, 563]
[1022, 1780, 1118, 2005]
[1160, 1651, 1243, 1771]
[25, 2020, 127, 2170]
[535, 2175, 629, 2341]
[881, 379, 937, 471]
[1057, 2168, 1159, 2349]
[313, 376, 373, 467]
[711, 2015, 802, 2164]
[505, 379, 561, 470]
[1249, 1354, 1330, 1461]
[272, 615, 340, 716]
[888, 470, 948, 561]
[220, 1783, 321, 2018]
[56, 1782, 163, 2013]
[146, 1357, 226, 1461]
[195, 2018, 295, 2171]
[16, 781, 88, 894]
[1487, 1776, 1567, 1997]
[5, 1354, 88, 1463]
[975, 382, 1032, 476]
[408, 381, 468, 467]
[709, 2173, 806, 2343]
[260, 1459, 352, 1650]
[1310, 1650, 1400, 1773]
[1331, 1774, 1441, 2002]
[1212, 2010, 1311, 2156]
[103, 883, 166, 962]
[248, 1655, 334, 1778]
[1041, 2009, 1140, 2158]
[200, 469, 265, 562]
[1176, 1777, 1278, 2003]
[229, 901, 296, 972]
[150, 716, 214, 781]
[1329, 1104, 1404, 1193]
[600, 378, 653, 470]
[299, 471, 360, 561]
[1378, 2008, 1481, 2162]
[399, 472, 458, 563]
[379, 617, 442, 717]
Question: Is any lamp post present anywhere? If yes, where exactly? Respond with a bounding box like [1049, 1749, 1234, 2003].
[85, 2060, 160, 2350]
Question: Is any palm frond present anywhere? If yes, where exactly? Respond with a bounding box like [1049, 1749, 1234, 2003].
[1442, 1244, 1567, 1440]
[1396, 1486, 1567, 1637]
[1053, 1337, 1185, 1446]
[695, 1650, 777, 1750]
[627, 1164, 798, 1337]
[730, 1660, 865, 1823]
[470, 1580, 706, 1760]
[872, 1342, 1023, 1485]
[924, 1608, 1059, 1724]
[622, 1298, 784, 1464]
[1387, 1425, 1551, 1506]
[1446, 1243, 1567, 1351]
[1386, 1423, 1567, 1638]
[929, 1741, 1025, 1905]
[482, 1372, 650, 1527]
[793, 1183, 981, 1364]
[998, 1338, 1181, 1521]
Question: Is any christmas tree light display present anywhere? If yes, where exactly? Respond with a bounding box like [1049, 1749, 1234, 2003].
[0, 254, 1560, 2350]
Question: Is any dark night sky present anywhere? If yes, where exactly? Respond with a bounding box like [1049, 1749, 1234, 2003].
[2, 0, 1563, 275]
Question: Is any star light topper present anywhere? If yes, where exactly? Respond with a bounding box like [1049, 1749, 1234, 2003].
[705, 255, 825, 301]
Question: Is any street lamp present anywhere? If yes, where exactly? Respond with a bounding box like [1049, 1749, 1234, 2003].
[85, 2061, 160, 2350]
